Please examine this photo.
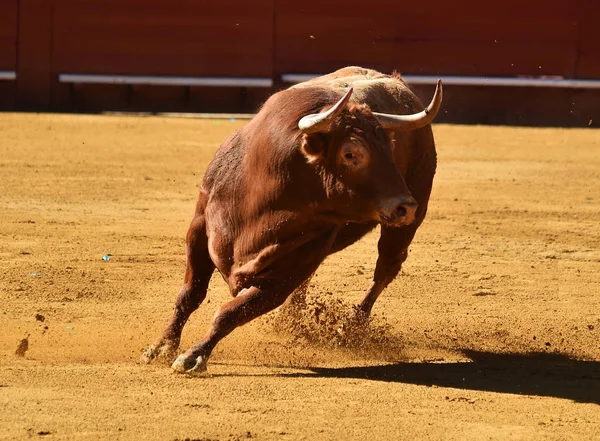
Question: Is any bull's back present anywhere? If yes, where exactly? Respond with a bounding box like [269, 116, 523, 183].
[292, 66, 419, 115]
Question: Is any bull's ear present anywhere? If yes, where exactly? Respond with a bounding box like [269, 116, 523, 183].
[301, 134, 327, 164]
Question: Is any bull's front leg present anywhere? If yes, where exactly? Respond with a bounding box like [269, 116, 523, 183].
[141, 197, 215, 364]
[171, 282, 297, 374]
[358, 224, 419, 316]
[171, 225, 340, 374]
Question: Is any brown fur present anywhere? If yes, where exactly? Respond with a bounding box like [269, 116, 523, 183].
[143, 66, 438, 373]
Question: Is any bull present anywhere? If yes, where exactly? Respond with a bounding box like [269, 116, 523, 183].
[142, 66, 442, 373]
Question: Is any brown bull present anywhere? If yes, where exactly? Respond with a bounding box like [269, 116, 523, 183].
[142, 66, 442, 373]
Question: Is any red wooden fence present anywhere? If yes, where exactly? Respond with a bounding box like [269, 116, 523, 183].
[53, 0, 274, 77]
[0, 0, 17, 71]
[275, 0, 583, 77]
[1, 0, 599, 125]
[0, 0, 18, 106]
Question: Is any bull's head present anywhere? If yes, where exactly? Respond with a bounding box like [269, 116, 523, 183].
[297, 81, 442, 227]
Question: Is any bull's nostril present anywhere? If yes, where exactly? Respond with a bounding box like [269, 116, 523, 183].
[381, 198, 418, 224]
[395, 205, 407, 218]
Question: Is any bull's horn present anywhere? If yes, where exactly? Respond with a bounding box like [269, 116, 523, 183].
[373, 80, 443, 131]
[298, 88, 353, 134]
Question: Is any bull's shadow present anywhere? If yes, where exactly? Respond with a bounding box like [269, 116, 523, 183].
[302, 350, 600, 405]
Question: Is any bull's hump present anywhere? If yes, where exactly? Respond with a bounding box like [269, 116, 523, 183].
[293, 75, 406, 104]
[295, 74, 396, 89]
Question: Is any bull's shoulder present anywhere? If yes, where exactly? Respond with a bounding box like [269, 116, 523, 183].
[203, 88, 328, 204]
[203, 130, 245, 192]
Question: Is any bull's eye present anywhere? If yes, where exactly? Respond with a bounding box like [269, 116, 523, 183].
[339, 141, 367, 170]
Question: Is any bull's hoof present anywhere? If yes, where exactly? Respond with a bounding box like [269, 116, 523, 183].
[354, 305, 372, 325]
[171, 353, 208, 375]
[140, 340, 178, 365]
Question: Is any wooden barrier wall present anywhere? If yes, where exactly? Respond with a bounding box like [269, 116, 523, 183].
[577, 0, 600, 78]
[0, 0, 18, 106]
[1, 0, 599, 125]
[53, 0, 274, 77]
[0, 0, 17, 71]
[275, 0, 582, 77]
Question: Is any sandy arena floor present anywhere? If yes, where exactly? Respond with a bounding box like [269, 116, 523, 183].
[0, 113, 599, 440]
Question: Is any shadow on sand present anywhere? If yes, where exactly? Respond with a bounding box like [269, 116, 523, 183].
[300, 350, 600, 405]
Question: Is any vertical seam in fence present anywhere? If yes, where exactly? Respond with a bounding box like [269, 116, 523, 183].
[49, 0, 55, 107]
[573, 0, 583, 78]
[272, 0, 277, 85]
[15, 0, 20, 81]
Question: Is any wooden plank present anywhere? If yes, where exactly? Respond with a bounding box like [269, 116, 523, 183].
[276, 0, 578, 42]
[16, 0, 53, 108]
[576, 0, 600, 78]
[52, 0, 275, 77]
[58, 74, 273, 87]
[283, 74, 600, 89]
[275, 0, 579, 77]
[0, 0, 18, 70]
[277, 39, 576, 77]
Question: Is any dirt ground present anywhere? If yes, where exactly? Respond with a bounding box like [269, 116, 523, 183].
[1, 112, 599, 440]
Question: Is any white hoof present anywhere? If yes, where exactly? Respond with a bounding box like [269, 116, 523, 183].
[171, 353, 208, 375]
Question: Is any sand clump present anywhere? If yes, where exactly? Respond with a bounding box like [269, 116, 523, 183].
[265, 289, 406, 362]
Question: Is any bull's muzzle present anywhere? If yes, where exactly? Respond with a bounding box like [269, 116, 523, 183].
[379, 197, 418, 226]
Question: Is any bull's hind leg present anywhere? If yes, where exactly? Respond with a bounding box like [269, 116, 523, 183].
[141, 197, 215, 364]
[171, 282, 296, 374]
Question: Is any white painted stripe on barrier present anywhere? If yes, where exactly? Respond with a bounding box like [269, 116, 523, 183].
[281, 74, 318, 84]
[103, 111, 254, 120]
[403, 75, 600, 89]
[281, 73, 600, 89]
[0, 71, 16, 80]
[59, 74, 273, 88]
